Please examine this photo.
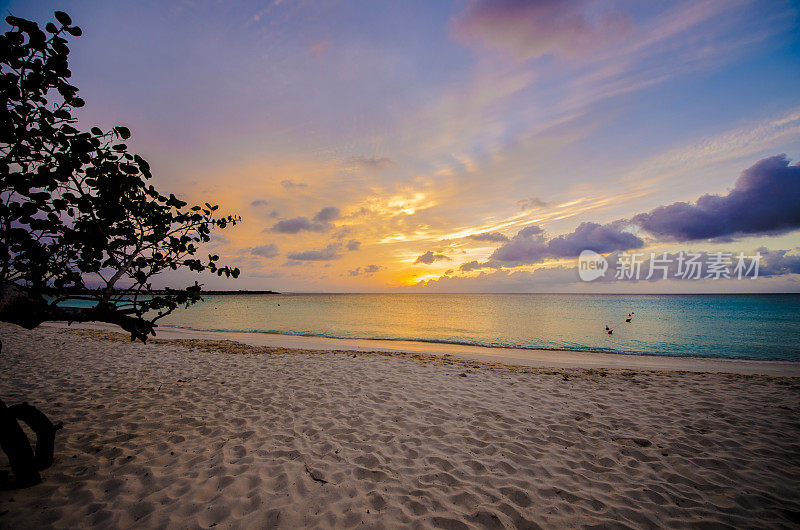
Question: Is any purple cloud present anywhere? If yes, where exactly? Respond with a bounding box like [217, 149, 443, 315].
[348, 264, 382, 277]
[271, 206, 340, 233]
[415, 251, 451, 264]
[460, 260, 489, 272]
[313, 206, 341, 223]
[346, 239, 361, 251]
[489, 227, 549, 263]
[488, 222, 643, 266]
[547, 222, 644, 257]
[468, 231, 509, 242]
[759, 247, 800, 277]
[517, 197, 548, 211]
[452, 0, 632, 60]
[250, 243, 279, 258]
[348, 156, 396, 170]
[286, 243, 342, 261]
[270, 216, 327, 233]
[633, 155, 800, 242]
[281, 180, 307, 189]
[517, 225, 544, 238]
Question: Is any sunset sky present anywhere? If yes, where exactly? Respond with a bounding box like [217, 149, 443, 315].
[6, 0, 800, 292]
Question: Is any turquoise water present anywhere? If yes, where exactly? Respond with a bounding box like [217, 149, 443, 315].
[158, 294, 800, 361]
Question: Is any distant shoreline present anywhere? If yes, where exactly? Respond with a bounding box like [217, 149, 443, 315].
[70, 289, 281, 295]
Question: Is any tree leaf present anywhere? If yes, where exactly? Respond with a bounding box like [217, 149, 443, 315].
[54, 11, 72, 26]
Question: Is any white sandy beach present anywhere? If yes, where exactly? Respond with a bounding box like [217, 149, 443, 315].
[1, 322, 799, 528]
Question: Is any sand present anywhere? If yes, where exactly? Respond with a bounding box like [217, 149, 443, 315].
[1, 323, 799, 528]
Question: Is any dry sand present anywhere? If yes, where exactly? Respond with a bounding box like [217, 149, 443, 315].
[1, 323, 799, 528]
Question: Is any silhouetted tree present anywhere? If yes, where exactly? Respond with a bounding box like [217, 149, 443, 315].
[0, 12, 240, 487]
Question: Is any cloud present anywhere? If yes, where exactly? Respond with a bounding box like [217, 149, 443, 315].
[270, 206, 340, 233]
[414, 250, 452, 264]
[517, 197, 548, 210]
[310, 40, 331, 58]
[346, 239, 361, 251]
[346, 206, 374, 218]
[452, 0, 632, 60]
[467, 231, 509, 242]
[633, 155, 800, 242]
[759, 247, 800, 277]
[415, 247, 800, 292]
[460, 260, 489, 272]
[488, 228, 549, 264]
[547, 222, 644, 258]
[348, 156, 396, 170]
[281, 180, 307, 189]
[270, 216, 328, 233]
[250, 199, 269, 207]
[348, 264, 382, 277]
[489, 222, 643, 266]
[286, 243, 342, 261]
[207, 233, 230, 246]
[313, 206, 341, 223]
[249, 243, 279, 258]
[467, 155, 800, 269]
[584, 249, 800, 283]
[413, 266, 579, 293]
[517, 225, 543, 238]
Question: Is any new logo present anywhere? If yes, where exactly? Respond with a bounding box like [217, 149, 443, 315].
[578, 250, 608, 281]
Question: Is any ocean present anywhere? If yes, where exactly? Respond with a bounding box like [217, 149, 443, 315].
[159, 293, 800, 361]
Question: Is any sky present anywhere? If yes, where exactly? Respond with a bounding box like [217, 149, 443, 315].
[5, 0, 800, 292]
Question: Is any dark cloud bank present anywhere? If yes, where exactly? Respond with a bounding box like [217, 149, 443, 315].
[633, 155, 800, 241]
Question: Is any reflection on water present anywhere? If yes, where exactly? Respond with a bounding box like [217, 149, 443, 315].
[159, 293, 800, 361]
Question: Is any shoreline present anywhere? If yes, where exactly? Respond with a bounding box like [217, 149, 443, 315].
[45, 322, 800, 376]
